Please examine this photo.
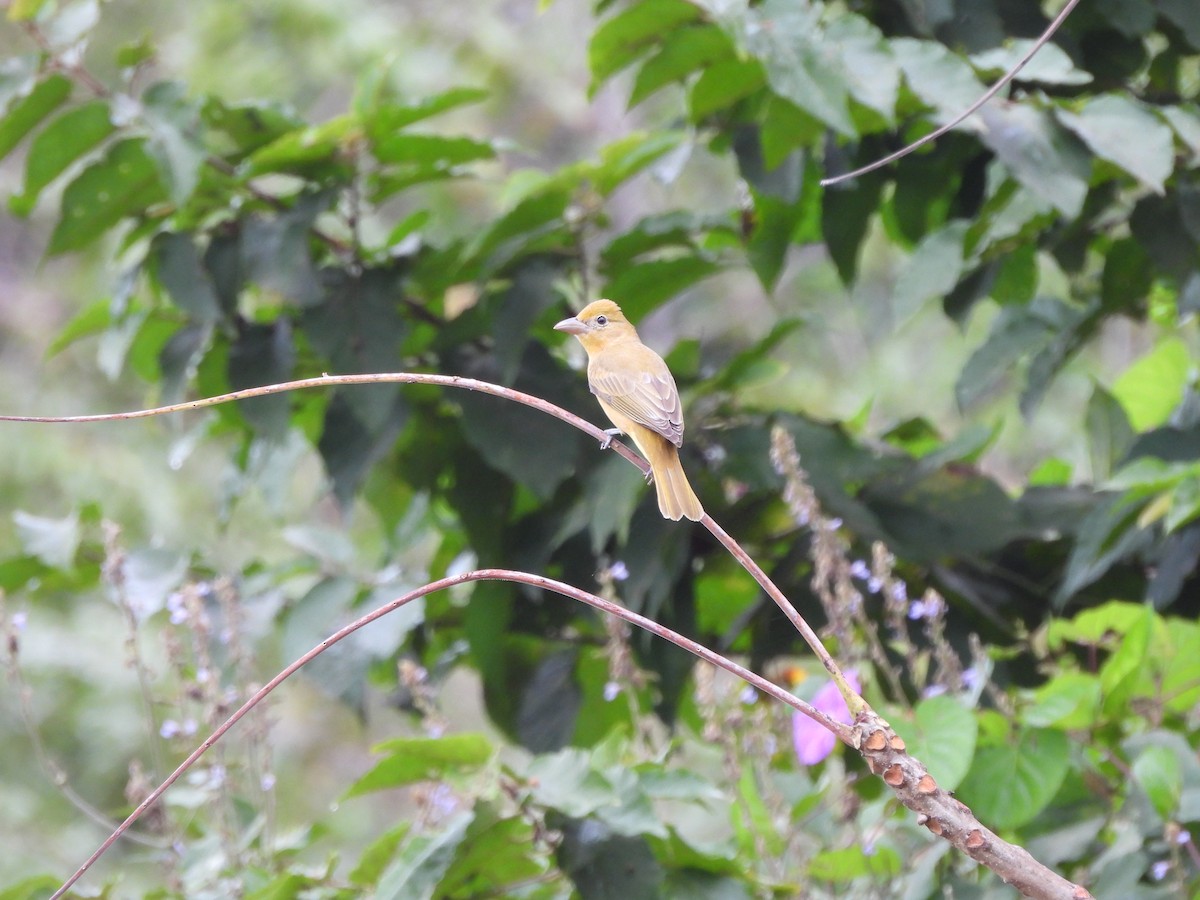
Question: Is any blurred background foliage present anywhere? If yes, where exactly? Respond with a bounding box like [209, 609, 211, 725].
[2, 0, 1200, 896]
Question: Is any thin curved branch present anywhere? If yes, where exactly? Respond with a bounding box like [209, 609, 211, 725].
[7, 375, 1094, 899]
[820, 0, 1082, 187]
[47, 568, 846, 900]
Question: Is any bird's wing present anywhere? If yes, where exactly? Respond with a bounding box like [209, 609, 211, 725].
[589, 348, 684, 447]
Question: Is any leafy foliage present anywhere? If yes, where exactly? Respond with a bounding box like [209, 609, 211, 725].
[3, 0, 1200, 895]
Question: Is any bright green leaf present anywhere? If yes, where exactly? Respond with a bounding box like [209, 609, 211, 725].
[1132, 745, 1182, 819]
[589, 0, 700, 90]
[1111, 337, 1191, 432]
[891, 695, 978, 792]
[12, 100, 113, 215]
[958, 728, 1070, 829]
[347, 734, 493, 797]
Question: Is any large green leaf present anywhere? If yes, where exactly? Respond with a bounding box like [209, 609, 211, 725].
[48, 137, 167, 254]
[12, 99, 112, 214]
[740, 0, 854, 135]
[958, 727, 1070, 829]
[1056, 95, 1175, 193]
[347, 734, 493, 797]
[588, 0, 700, 89]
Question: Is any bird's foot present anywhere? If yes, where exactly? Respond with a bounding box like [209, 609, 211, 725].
[600, 427, 623, 450]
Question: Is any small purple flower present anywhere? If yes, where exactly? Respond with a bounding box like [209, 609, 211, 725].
[740, 685, 758, 705]
[962, 667, 981, 690]
[167, 593, 188, 625]
[848, 560, 870, 581]
[1177, 829, 1192, 846]
[867, 576, 883, 593]
[792, 671, 861, 765]
[260, 773, 276, 792]
[922, 684, 948, 699]
[890, 582, 907, 604]
[609, 561, 629, 582]
[603, 681, 621, 702]
[12, 611, 27, 630]
[1151, 860, 1170, 881]
[160, 719, 181, 739]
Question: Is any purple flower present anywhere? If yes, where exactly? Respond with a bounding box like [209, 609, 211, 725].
[792, 671, 861, 765]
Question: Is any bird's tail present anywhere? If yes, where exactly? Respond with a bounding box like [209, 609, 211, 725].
[649, 443, 704, 522]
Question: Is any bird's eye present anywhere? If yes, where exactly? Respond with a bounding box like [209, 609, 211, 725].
[595, 315, 607, 326]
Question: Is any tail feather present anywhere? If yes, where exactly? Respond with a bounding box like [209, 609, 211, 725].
[648, 443, 703, 522]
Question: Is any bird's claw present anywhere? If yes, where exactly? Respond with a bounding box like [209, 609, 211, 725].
[599, 427, 623, 450]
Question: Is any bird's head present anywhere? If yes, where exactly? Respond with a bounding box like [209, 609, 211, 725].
[553, 299, 636, 352]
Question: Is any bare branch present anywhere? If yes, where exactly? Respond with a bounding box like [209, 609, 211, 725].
[820, 0, 1082, 187]
[47, 568, 846, 900]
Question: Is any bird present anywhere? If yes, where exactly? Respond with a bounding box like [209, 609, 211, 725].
[554, 299, 703, 522]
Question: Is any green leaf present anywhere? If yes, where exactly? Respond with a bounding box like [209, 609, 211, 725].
[688, 59, 766, 120]
[589, 0, 700, 90]
[956, 297, 1062, 411]
[362, 86, 489, 131]
[141, 80, 206, 205]
[371, 132, 494, 167]
[970, 40, 1092, 86]
[246, 113, 359, 175]
[821, 171, 883, 283]
[891, 38, 985, 123]
[629, 25, 735, 108]
[1132, 745, 1182, 819]
[1086, 384, 1135, 480]
[1055, 495, 1151, 607]
[957, 728, 1070, 829]
[48, 137, 167, 255]
[350, 824, 411, 886]
[0, 73, 70, 162]
[1112, 337, 1190, 432]
[11, 100, 113, 215]
[1023, 672, 1102, 730]
[151, 231, 223, 321]
[741, 0, 854, 135]
[977, 103, 1092, 218]
[436, 805, 548, 896]
[1056, 95, 1175, 193]
[590, 130, 685, 196]
[1099, 603, 1152, 714]
[828, 14, 899, 120]
[808, 846, 902, 882]
[603, 255, 721, 321]
[347, 734, 493, 797]
[0, 875, 63, 900]
[892, 221, 969, 322]
[375, 812, 474, 900]
[46, 297, 111, 357]
[891, 695, 978, 792]
[227, 319, 295, 440]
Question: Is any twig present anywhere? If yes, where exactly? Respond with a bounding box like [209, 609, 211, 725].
[46, 568, 846, 900]
[820, 0, 1083, 186]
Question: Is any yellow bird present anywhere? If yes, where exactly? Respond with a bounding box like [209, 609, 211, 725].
[554, 299, 704, 522]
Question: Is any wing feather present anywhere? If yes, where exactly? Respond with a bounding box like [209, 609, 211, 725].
[588, 346, 684, 447]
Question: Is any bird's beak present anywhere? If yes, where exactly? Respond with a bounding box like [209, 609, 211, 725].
[554, 316, 586, 335]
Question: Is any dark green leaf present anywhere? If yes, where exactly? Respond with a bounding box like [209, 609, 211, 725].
[821, 171, 883, 283]
[1055, 493, 1152, 607]
[48, 137, 167, 255]
[319, 390, 409, 508]
[202, 97, 303, 156]
[1086, 384, 1135, 480]
[227, 319, 295, 440]
[0, 73, 70, 162]
[241, 191, 330, 307]
[159, 322, 212, 405]
[151, 231, 223, 321]
[11, 100, 112, 215]
[436, 804, 547, 897]
[956, 297, 1060, 411]
[603, 255, 721, 321]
